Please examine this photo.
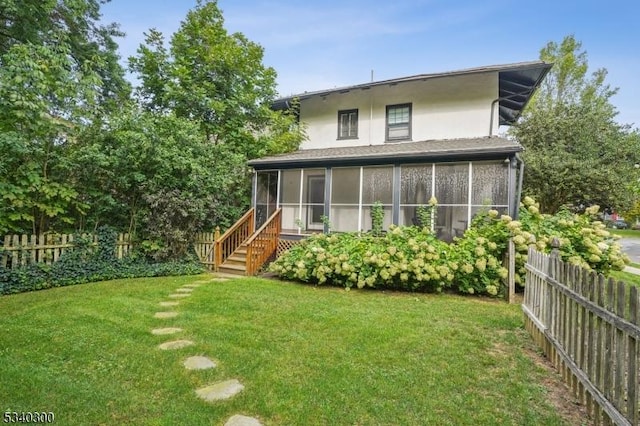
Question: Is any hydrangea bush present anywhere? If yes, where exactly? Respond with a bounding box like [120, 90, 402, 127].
[270, 197, 629, 297]
[269, 226, 454, 292]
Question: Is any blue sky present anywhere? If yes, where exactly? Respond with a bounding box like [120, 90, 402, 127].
[101, 0, 640, 128]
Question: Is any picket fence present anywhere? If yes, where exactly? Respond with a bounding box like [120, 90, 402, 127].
[523, 245, 639, 425]
[0, 233, 133, 269]
[0, 232, 221, 271]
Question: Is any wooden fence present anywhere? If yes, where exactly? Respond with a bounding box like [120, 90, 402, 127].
[523, 245, 639, 425]
[193, 231, 217, 271]
[1, 233, 132, 269]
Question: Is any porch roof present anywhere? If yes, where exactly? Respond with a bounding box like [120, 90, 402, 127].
[248, 136, 522, 169]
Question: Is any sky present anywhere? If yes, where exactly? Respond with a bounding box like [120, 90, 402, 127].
[101, 0, 640, 128]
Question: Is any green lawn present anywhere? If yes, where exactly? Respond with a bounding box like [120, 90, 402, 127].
[610, 269, 640, 287]
[610, 228, 640, 238]
[0, 275, 572, 425]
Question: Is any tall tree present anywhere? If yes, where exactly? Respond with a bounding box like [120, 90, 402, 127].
[129, 0, 304, 159]
[0, 0, 129, 234]
[511, 35, 640, 214]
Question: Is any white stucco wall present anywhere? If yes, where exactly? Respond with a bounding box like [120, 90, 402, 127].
[299, 72, 499, 150]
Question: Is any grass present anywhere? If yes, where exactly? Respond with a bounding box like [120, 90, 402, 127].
[610, 270, 640, 287]
[0, 275, 572, 425]
[610, 228, 640, 238]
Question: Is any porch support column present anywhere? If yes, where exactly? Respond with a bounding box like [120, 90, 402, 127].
[251, 170, 257, 228]
[357, 167, 363, 233]
[276, 170, 281, 209]
[467, 162, 473, 229]
[392, 164, 401, 225]
[324, 167, 332, 233]
[508, 155, 518, 218]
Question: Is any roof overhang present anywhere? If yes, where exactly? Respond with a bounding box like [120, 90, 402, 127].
[498, 62, 552, 125]
[249, 137, 522, 170]
[272, 61, 552, 126]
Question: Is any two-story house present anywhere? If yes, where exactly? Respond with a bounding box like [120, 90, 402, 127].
[213, 61, 550, 275]
[248, 61, 550, 242]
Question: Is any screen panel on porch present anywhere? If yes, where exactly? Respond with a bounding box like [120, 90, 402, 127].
[279, 169, 301, 232]
[400, 164, 433, 227]
[279, 168, 325, 233]
[361, 166, 393, 232]
[255, 171, 278, 228]
[435, 163, 468, 241]
[330, 167, 359, 232]
[399, 161, 510, 241]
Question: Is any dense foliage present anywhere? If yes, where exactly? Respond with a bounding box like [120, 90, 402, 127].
[0, 0, 303, 262]
[0, 227, 203, 295]
[511, 35, 640, 214]
[271, 197, 628, 297]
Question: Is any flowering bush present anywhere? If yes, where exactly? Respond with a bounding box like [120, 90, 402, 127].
[269, 226, 454, 292]
[457, 197, 628, 292]
[271, 196, 629, 297]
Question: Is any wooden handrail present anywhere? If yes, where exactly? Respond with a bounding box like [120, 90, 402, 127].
[245, 208, 281, 276]
[214, 208, 255, 271]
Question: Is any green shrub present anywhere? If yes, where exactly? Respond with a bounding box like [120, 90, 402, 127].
[0, 226, 204, 295]
[271, 197, 629, 297]
[270, 226, 454, 293]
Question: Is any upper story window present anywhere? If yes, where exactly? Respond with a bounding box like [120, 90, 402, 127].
[386, 103, 412, 141]
[338, 109, 358, 139]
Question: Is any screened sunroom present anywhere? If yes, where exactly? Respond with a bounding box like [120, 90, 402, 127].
[249, 137, 522, 242]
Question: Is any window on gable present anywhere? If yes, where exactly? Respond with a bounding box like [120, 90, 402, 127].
[338, 109, 358, 139]
[386, 103, 412, 141]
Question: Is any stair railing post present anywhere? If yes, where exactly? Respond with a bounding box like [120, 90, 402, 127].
[214, 226, 221, 272]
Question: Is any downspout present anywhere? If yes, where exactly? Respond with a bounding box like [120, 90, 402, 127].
[489, 98, 500, 136]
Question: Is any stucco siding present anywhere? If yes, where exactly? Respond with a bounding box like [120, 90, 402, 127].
[300, 72, 499, 150]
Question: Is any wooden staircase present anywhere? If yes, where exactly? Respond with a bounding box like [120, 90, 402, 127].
[214, 208, 281, 276]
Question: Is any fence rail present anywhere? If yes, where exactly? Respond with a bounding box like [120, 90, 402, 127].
[523, 245, 639, 425]
[1, 233, 132, 269]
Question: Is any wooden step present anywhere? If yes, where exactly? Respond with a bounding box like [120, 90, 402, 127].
[224, 256, 246, 267]
[218, 263, 246, 276]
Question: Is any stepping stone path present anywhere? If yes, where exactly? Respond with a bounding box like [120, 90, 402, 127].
[224, 414, 262, 426]
[195, 379, 244, 402]
[158, 339, 195, 350]
[152, 276, 257, 423]
[154, 311, 178, 319]
[183, 355, 216, 370]
[151, 327, 182, 335]
[168, 293, 191, 298]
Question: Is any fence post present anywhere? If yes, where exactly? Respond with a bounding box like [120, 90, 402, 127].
[506, 238, 515, 304]
[545, 237, 560, 338]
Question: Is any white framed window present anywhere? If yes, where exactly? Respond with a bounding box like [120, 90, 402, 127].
[338, 109, 358, 139]
[386, 103, 411, 141]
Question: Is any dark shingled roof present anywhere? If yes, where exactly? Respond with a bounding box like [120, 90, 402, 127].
[249, 137, 522, 169]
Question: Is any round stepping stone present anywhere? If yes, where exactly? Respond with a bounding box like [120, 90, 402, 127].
[159, 301, 179, 307]
[195, 379, 244, 402]
[151, 327, 182, 335]
[225, 414, 262, 426]
[168, 293, 191, 298]
[183, 356, 217, 370]
[175, 288, 193, 293]
[182, 283, 202, 288]
[158, 339, 194, 350]
[154, 311, 178, 319]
